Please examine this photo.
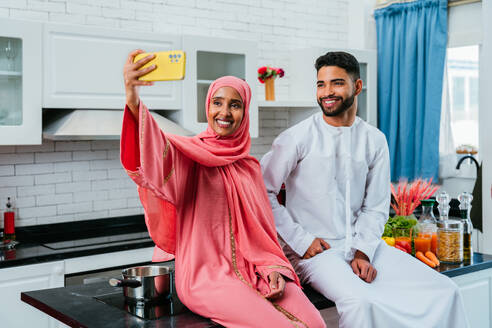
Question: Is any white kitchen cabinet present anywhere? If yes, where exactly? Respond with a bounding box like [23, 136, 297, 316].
[451, 267, 492, 328]
[290, 48, 378, 127]
[182, 35, 258, 137]
[43, 24, 182, 110]
[64, 246, 154, 274]
[0, 261, 65, 328]
[0, 18, 42, 145]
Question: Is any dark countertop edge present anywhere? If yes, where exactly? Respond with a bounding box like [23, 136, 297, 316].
[21, 293, 87, 328]
[20, 283, 220, 328]
[0, 240, 155, 269]
[441, 260, 492, 278]
[20, 282, 330, 327]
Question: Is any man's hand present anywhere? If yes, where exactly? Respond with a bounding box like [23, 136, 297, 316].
[264, 271, 286, 300]
[350, 250, 377, 283]
[303, 238, 330, 259]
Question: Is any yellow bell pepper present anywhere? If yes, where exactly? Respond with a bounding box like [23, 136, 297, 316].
[382, 236, 396, 247]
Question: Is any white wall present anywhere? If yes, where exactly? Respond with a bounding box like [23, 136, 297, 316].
[0, 109, 290, 227]
[479, 0, 492, 253]
[348, 0, 378, 50]
[448, 1, 482, 47]
[0, 0, 358, 227]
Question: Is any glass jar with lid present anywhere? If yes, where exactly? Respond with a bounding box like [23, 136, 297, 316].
[437, 220, 463, 263]
[419, 199, 437, 253]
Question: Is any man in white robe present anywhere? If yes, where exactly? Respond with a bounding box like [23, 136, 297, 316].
[260, 51, 469, 328]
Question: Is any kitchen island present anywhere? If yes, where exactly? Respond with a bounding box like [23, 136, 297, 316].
[5, 215, 492, 327]
[21, 253, 492, 328]
[21, 277, 333, 328]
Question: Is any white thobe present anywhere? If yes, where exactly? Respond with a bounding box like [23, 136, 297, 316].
[261, 113, 469, 328]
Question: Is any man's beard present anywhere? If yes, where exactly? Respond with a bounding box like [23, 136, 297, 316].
[317, 93, 355, 117]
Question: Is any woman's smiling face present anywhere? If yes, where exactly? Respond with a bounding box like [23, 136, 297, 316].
[208, 86, 244, 137]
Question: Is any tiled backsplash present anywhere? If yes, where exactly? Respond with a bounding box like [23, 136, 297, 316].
[0, 0, 346, 226]
[0, 0, 349, 101]
[0, 107, 307, 227]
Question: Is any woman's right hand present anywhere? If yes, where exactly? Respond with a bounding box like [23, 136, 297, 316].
[123, 49, 157, 115]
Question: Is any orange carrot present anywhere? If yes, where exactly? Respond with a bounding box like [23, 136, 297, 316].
[416, 251, 436, 268]
[425, 251, 440, 267]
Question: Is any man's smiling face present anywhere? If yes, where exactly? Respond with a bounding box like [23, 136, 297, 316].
[316, 66, 361, 117]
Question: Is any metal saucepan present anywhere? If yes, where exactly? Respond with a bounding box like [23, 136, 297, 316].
[109, 265, 174, 302]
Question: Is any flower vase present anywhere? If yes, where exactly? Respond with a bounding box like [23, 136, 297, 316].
[265, 78, 275, 101]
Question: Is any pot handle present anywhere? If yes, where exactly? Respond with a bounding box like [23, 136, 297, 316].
[109, 278, 142, 288]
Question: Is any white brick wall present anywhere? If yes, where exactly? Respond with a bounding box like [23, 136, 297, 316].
[0, 141, 142, 227]
[0, 0, 348, 227]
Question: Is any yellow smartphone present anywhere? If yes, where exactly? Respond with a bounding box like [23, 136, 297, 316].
[134, 50, 186, 81]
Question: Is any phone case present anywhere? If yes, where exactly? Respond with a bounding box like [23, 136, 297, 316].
[134, 50, 186, 81]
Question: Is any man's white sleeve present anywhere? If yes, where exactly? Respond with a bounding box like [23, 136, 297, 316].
[260, 133, 315, 257]
[351, 135, 391, 262]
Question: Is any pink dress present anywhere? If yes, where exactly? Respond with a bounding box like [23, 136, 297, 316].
[120, 76, 325, 328]
[121, 108, 325, 327]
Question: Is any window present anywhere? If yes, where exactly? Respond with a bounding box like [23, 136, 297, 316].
[446, 45, 479, 150]
[452, 76, 465, 112]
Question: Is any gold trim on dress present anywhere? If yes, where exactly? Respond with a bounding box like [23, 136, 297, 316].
[265, 265, 292, 271]
[163, 138, 171, 159]
[229, 208, 253, 288]
[164, 167, 174, 185]
[126, 170, 140, 177]
[140, 107, 146, 167]
[227, 207, 308, 327]
[273, 303, 309, 328]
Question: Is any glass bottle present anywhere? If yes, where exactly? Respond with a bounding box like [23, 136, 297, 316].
[419, 199, 437, 254]
[436, 190, 450, 221]
[458, 192, 473, 262]
[3, 197, 15, 243]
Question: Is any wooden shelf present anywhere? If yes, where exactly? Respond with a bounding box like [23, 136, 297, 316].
[257, 100, 317, 108]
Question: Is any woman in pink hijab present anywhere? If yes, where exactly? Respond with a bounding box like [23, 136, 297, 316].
[121, 50, 325, 328]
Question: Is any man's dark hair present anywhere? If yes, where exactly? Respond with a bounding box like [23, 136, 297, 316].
[314, 51, 360, 81]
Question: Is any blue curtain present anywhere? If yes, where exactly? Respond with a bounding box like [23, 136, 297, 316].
[374, 0, 447, 182]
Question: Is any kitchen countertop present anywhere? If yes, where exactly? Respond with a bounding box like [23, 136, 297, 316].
[22, 281, 218, 328]
[0, 215, 154, 269]
[7, 216, 492, 326]
[437, 252, 492, 277]
[3, 214, 492, 278]
[20, 252, 492, 328]
[21, 276, 332, 328]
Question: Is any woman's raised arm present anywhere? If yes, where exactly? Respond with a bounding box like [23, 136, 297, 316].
[123, 49, 156, 120]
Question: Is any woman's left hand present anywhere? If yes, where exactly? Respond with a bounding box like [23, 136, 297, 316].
[265, 271, 286, 300]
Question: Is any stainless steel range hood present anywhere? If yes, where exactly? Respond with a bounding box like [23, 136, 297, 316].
[43, 109, 193, 140]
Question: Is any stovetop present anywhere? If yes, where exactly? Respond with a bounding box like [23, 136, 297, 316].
[41, 231, 151, 250]
[94, 291, 189, 320]
[1, 215, 155, 268]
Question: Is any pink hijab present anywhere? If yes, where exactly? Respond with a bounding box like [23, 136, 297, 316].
[169, 76, 252, 166]
[140, 76, 298, 284]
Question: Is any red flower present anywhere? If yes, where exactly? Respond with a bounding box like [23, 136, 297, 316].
[257, 66, 285, 83]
